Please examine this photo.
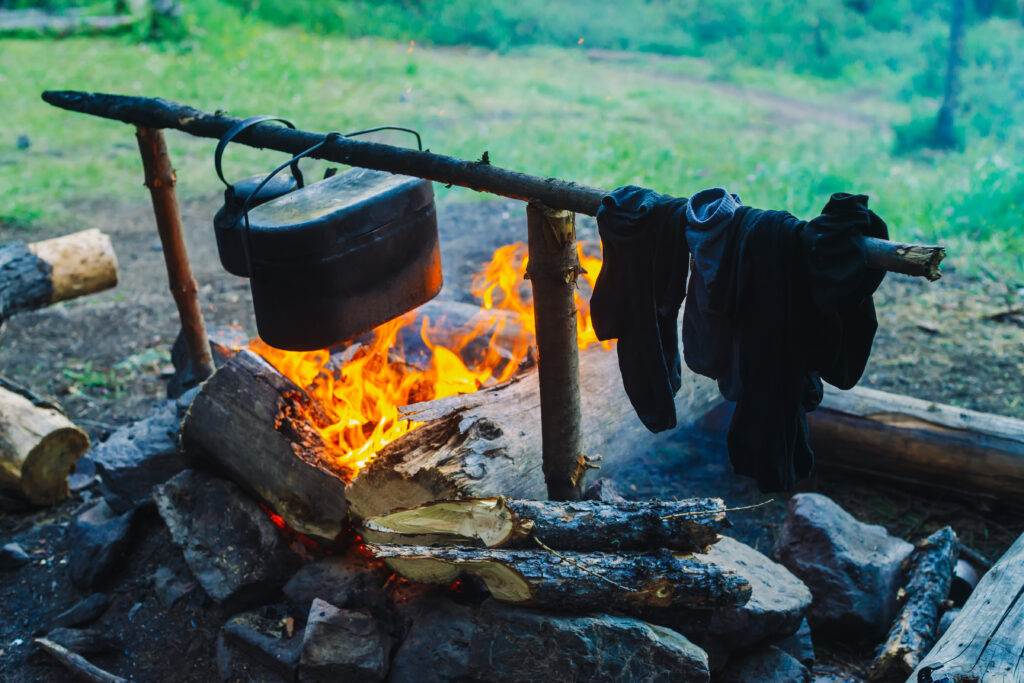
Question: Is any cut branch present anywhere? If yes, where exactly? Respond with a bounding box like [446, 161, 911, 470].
[363, 496, 729, 552]
[0, 384, 89, 505]
[32, 637, 126, 683]
[369, 544, 751, 613]
[41, 90, 946, 279]
[869, 526, 958, 681]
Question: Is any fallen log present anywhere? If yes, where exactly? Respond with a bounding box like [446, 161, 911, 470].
[369, 544, 751, 612]
[179, 350, 350, 545]
[362, 496, 729, 551]
[869, 526, 958, 682]
[0, 383, 90, 505]
[810, 384, 1024, 502]
[42, 90, 946, 280]
[0, 8, 141, 39]
[0, 229, 118, 324]
[911, 531, 1024, 683]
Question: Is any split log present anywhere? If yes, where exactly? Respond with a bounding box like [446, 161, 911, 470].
[179, 350, 350, 545]
[42, 90, 947, 280]
[811, 384, 1024, 502]
[911, 531, 1024, 682]
[363, 496, 729, 551]
[0, 384, 90, 505]
[369, 544, 751, 613]
[869, 526, 958, 682]
[0, 229, 118, 324]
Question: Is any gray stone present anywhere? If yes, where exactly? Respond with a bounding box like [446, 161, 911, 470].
[0, 542, 30, 570]
[388, 598, 475, 683]
[299, 600, 393, 683]
[583, 477, 626, 502]
[87, 399, 186, 513]
[466, 600, 710, 683]
[48, 593, 110, 631]
[773, 617, 814, 667]
[701, 536, 812, 650]
[218, 609, 304, 683]
[773, 493, 913, 640]
[938, 608, 960, 639]
[152, 566, 195, 607]
[154, 470, 300, 610]
[282, 549, 391, 619]
[718, 646, 811, 683]
[65, 500, 137, 589]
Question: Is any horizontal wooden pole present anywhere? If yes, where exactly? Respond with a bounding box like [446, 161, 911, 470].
[42, 90, 945, 279]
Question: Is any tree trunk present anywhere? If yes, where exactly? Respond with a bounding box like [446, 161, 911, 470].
[911, 531, 1024, 682]
[935, 0, 966, 149]
[0, 384, 90, 505]
[179, 350, 350, 545]
[869, 526, 958, 682]
[362, 496, 729, 551]
[0, 230, 118, 324]
[369, 544, 751, 613]
[809, 384, 1024, 504]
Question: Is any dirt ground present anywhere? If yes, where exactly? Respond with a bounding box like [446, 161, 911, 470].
[1, 193, 1022, 681]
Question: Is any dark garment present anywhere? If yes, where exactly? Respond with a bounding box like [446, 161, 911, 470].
[683, 193, 888, 491]
[591, 186, 690, 432]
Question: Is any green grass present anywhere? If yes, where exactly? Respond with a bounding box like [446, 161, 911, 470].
[0, 0, 1021, 280]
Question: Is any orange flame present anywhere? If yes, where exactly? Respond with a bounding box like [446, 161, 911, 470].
[249, 241, 609, 476]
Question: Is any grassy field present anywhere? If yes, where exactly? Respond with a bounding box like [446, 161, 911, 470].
[0, 0, 1021, 279]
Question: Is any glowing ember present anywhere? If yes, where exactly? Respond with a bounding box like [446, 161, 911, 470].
[249, 241, 609, 475]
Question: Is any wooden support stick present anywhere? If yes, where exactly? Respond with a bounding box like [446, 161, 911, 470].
[134, 126, 215, 382]
[526, 202, 584, 500]
[33, 637, 126, 683]
[42, 91, 946, 280]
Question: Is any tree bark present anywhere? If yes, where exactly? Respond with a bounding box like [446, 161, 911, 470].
[869, 526, 958, 682]
[179, 350, 351, 545]
[935, 0, 966, 149]
[809, 384, 1024, 504]
[362, 496, 729, 552]
[0, 230, 118, 324]
[526, 203, 584, 500]
[0, 384, 90, 505]
[41, 91, 946, 280]
[369, 544, 751, 612]
[911, 531, 1024, 682]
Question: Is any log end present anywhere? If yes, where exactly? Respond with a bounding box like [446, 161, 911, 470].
[19, 425, 90, 505]
[28, 229, 119, 303]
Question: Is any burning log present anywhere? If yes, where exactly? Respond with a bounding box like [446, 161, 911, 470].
[363, 496, 729, 552]
[0, 383, 90, 505]
[369, 544, 751, 613]
[179, 350, 350, 544]
[868, 526, 958, 682]
[810, 384, 1024, 502]
[0, 229, 118, 324]
[910, 531, 1024, 682]
[42, 90, 947, 280]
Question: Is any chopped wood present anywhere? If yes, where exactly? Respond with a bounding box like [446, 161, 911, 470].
[179, 350, 350, 545]
[0, 384, 89, 505]
[811, 384, 1024, 502]
[362, 496, 728, 551]
[32, 637, 126, 683]
[869, 526, 958, 682]
[369, 543, 751, 613]
[0, 230, 117, 324]
[911, 531, 1024, 682]
[41, 90, 947, 280]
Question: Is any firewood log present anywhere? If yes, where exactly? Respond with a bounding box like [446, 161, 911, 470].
[869, 526, 958, 682]
[0, 229, 118, 324]
[911, 531, 1024, 683]
[0, 383, 89, 505]
[363, 496, 729, 551]
[811, 384, 1024, 502]
[369, 544, 751, 613]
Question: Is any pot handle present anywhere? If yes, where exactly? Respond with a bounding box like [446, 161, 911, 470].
[214, 115, 305, 190]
